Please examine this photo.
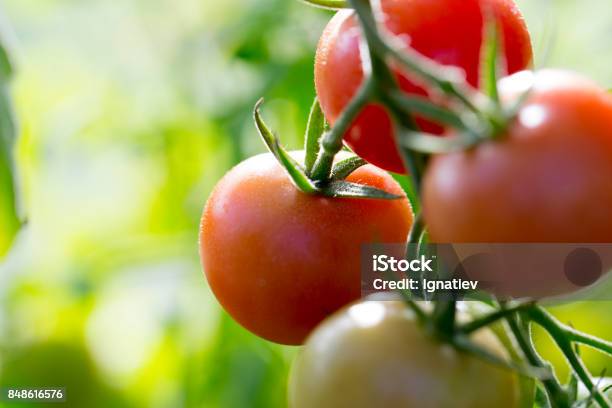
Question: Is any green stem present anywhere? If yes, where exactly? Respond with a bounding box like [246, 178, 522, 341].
[452, 334, 549, 379]
[351, 0, 429, 187]
[527, 307, 611, 408]
[349, 0, 482, 114]
[385, 90, 469, 130]
[384, 94, 427, 191]
[310, 79, 374, 182]
[431, 299, 457, 338]
[567, 329, 612, 357]
[458, 302, 535, 335]
[299, 0, 349, 9]
[407, 212, 424, 244]
[397, 137, 426, 192]
[506, 313, 570, 408]
[350, 0, 429, 192]
[350, 0, 512, 138]
[403, 211, 428, 301]
[527, 308, 612, 357]
[397, 290, 428, 325]
[382, 90, 427, 191]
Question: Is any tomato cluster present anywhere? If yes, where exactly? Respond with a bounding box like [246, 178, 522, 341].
[315, 0, 533, 174]
[200, 0, 612, 406]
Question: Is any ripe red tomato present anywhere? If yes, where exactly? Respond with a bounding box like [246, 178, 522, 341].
[315, 0, 533, 174]
[290, 300, 519, 407]
[423, 70, 612, 296]
[200, 153, 413, 345]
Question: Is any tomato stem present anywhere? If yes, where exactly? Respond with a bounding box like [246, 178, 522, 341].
[349, 0, 483, 114]
[506, 312, 571, 408]
[385, 90, 470, 130]
[295, 2, 612, 407]
[397, 292, 428, 324]
[431, 299, 457, 338]
[452, 334, 548, 378]
[299, 0, 349, 10]
[407, 212, 424, 244]
[310, 79, 374, 182]
[530, 307, 612, 357]
[403, 212, 430, 300]
[568, 330, 612, 357]
[350, 0, 514, 142]
[457, 301, 535, 335]
[527, 307, 612, 408]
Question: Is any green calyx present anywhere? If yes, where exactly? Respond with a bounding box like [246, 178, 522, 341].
[253, 98, 402, 200]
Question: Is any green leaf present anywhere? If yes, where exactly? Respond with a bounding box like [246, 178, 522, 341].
[0, 38, 12, 82]
[0, 36, 19, 257]
[298, 0, 349, 10]
[304, 98, 327, 175]
[479, 15, 503, 105]
[330, 156, 367, 180]
[320, 180, 402, 200]
[253, 99, 319, 195]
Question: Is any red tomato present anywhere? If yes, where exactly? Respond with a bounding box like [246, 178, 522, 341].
[423, 70, 612, 297]
[200, 152, 413, 345]
[315, 0, 533, 174]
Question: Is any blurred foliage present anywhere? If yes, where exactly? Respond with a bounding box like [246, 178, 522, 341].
[0, 0, 610, 407]
[0, 33, 19, 257]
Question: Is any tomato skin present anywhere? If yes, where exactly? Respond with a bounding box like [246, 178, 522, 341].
[424, 70, 612, 243]
[200, 153, 413, 345]
[422, 70, 612, 296]
[315, 0, 533, 174]
[289, 301, 519, 408]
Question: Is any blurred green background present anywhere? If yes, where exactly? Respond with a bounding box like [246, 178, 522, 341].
[0, 0, 610, 407]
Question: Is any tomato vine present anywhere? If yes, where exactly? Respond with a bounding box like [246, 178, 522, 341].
[291, 0, 612, 407]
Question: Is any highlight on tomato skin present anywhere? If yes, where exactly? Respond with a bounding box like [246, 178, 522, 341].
[199, 152, 414, 345]
[422, 69, 612, 298]
[289, 300, 520, 408]
[314, 0, 534, 174]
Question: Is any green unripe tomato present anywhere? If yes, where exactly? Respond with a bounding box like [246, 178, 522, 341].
[289, 301, 520, 408]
